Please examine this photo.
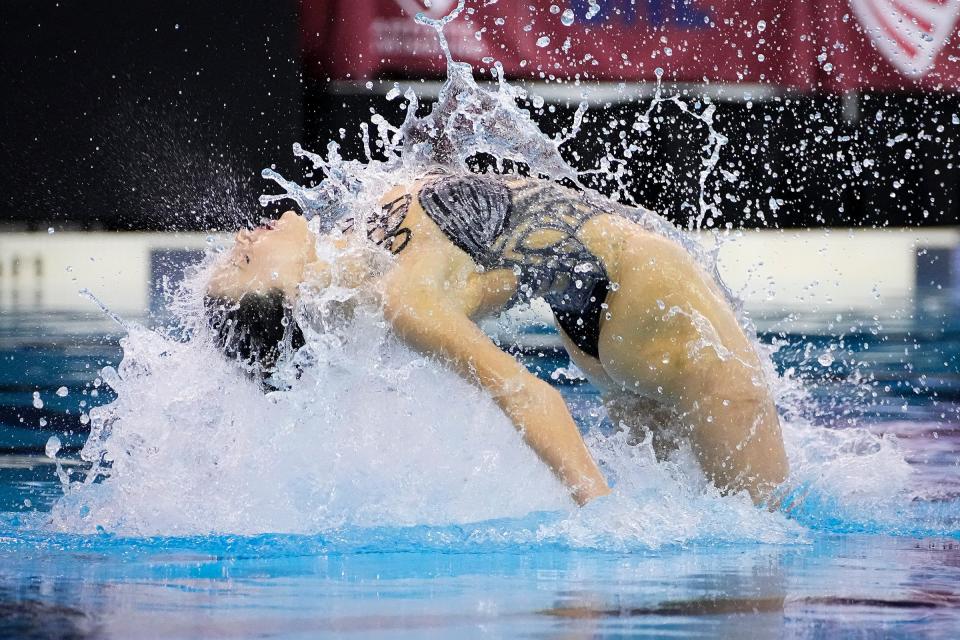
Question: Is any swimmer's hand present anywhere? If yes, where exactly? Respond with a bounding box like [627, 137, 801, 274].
[575, 481, 613, 505]
[495, 379, 611, 506]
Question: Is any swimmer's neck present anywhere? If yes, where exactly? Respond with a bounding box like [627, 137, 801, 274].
[298, 234, 381, 293]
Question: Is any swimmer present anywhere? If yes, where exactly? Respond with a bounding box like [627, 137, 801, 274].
[205, 172, 788, 506]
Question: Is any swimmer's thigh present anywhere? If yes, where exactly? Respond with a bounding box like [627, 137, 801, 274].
[557, 327, 680, 458]
[595, 267, 787, 495]
[593, 261, 711, 402]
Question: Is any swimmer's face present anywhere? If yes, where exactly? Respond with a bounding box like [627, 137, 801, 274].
[208, 211, 315, 299]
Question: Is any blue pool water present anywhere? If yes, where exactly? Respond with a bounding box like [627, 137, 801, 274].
[1, 290, 958, 638]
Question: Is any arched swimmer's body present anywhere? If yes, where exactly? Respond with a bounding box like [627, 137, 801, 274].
[205, 172, 789, 506]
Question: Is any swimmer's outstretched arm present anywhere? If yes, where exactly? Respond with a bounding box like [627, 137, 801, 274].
[381, 271, 611, 506]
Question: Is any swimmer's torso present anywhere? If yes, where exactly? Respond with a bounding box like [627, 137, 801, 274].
[417, 173, 609, 310]
[208, 171, 784, 503]
[340, 172, 614, 356]
[333, 173, 786, 502]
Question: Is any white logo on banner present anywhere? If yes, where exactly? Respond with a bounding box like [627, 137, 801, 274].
[393, 0, 458, 20]
[849, 0, 960, 77]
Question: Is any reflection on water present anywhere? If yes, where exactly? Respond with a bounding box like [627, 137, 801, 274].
[0, 535, 957, 638]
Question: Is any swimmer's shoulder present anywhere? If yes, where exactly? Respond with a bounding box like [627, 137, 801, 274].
[372, 179, 480, 273]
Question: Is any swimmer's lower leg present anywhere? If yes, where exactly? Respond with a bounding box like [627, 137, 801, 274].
[605, 389, 789, 504]
[684, 394, 788, 504]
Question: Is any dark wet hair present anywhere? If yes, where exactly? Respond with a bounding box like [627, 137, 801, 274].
[204, 289, 305, 387]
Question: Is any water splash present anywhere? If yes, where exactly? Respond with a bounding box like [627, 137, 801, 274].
[261, 2, 590, 235]
[45, 293, 921, 541]
[44, 2, 931, 543]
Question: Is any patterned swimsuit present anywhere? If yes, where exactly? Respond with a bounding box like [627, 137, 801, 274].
[342, 173, 613, 357]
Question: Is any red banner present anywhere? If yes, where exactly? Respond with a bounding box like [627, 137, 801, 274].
[302, 0, 960, 91]
[813, 0, 960, 91]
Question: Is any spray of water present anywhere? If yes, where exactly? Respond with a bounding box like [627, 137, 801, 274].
[46, 1, 924, 544]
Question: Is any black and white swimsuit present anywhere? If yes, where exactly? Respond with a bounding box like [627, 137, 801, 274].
[342, 172, 614, 358]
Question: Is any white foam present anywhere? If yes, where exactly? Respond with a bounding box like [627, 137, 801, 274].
[49, 302, 573, 536]
[47, 285, 911, 544]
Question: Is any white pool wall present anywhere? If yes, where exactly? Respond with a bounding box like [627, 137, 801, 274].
[0, 228, 956, 316]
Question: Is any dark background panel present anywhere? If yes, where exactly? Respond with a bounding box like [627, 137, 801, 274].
[0, 0, 303, 231]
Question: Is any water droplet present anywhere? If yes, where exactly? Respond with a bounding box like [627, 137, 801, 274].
[536, 36, 550, 48]
[586, 0, 601, 19]
[32, 391, 43, 409]
[56, 386, 69, 397]
[23, 499, 31, 508]
[47, 227, 55, 234]
[39, 418, 47, 427]
[756, 20, 766, 32]
[532, 95, 545, 109]
[549, 4, 560, 14]
[365, 81, 374, 90]
[817, 353, 835, 367]
[561, 9, 575, 26]
[654, 67, 664, 78]
[45, 435, 61, 459]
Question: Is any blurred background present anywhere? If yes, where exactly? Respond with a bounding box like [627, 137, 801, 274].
[2, 0, 959, 232]
[0, 0, 958, 459]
